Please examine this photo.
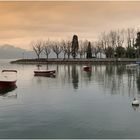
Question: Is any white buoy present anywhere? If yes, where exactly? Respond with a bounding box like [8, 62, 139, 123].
[132, 98, 139, 106]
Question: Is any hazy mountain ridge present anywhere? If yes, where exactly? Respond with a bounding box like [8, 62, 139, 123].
[0, 44, 57, 59]
[0, 44, 34, 59]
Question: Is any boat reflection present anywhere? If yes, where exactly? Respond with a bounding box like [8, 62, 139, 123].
[0, 85, 17, 95]
[34, 73, 56, 78]
[132, 105, 139, 111]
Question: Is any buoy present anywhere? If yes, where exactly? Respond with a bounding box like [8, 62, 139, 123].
[132, 98, 139, 106]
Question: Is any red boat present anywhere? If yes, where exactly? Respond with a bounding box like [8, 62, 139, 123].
[0, 70, 17, 90]
[83, 66, 92, 71]
[0, 80, 17, 88]
[34, 70, 56, 77]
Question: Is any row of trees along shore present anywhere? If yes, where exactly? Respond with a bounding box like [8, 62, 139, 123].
[32, 28, 140, 60]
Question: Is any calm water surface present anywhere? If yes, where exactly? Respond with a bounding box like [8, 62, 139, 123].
[0, 60, 140, 138]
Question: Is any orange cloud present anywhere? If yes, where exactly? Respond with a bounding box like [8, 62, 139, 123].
[0, 1, 140, 49]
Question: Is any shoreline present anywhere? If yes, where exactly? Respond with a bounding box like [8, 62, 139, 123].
[10, 58, 140, 65]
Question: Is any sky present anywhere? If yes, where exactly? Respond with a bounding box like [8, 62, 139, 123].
[0, 1, 140, 50]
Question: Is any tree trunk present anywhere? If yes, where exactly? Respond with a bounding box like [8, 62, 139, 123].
[57, 54, 59, 59]
[46, 54, 48, 60]
[37, 55, 39, 60]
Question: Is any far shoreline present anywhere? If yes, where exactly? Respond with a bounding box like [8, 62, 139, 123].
[10, 58, 140, 65]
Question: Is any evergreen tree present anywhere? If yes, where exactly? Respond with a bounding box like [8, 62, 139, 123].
[86, 42, 92, 58]
[115, 46, 125, 58]
[71, 35, 79, 59]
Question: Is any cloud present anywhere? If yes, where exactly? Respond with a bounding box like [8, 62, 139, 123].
[0, 1, 140, 50]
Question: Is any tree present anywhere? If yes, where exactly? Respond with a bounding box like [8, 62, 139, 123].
[78, 40, 87, 58]
[135, 32, 140, 57]
[91, 41, 100, 58]
[115, 46, 126, 58]
[116, 29, 125, 47]
[71, 35, 79, 59]
[126, 46, 136, 58]
[86, 42, 92, 58]
[32, 40, 43, 59]
[52, 41, 62, 59]
[43, 40, 51, 60]
[126, 28, 136, 48]
[61, 40, 67, 59]
[105, 46, 114, 58]
[108, 30, 117, 49]
[61, 40, 71, 59]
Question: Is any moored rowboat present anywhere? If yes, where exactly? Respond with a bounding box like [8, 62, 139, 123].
[0, 80, 17, 88]
[0, 70, 17, 93]
[34, 70, 56, 76]
[83, 66, 91, 71]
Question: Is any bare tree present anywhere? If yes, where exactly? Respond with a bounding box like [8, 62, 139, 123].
[32, 40, 43, 59]
[52, 41, 63, 59]
[108, 30, 117, 49]
[78, 40, 87, 58]
[91, 42, 100, 58]
[61, 40, 67, 59]
[61, 40, 71, 59]
[99, 32, 111, 56]
[125, 28, 136, 48]
[83, 40, 89, 58]
[116, 29, 125, 47]
[43, 40, 51, 60]
[99, 30, 124, 58]
[67, 40, 72, 59]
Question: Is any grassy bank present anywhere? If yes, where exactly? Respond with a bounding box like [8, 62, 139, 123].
[10, 58, 140, 65]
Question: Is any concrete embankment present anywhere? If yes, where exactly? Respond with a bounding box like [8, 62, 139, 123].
[10, 58, 140, 65]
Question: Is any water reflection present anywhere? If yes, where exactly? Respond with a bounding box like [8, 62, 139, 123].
[82, 66, 92, 81]
[132, 105, 139, 111]
[0, 85, 17, 99]
[71, 65, 79, 90]
[116, 65, 126, 76]
[1, 91, 17, 99]
[0, 85, 17, 95]
[136, 69, 140, 92]
[33, 64, 140, 95]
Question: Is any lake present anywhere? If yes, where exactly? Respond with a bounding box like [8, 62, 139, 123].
[0, 59, 140, 138]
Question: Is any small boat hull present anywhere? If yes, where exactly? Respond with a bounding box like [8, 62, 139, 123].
[0, 81, 17, 94]
[83, 66, 91, 71]
[0, 69, 17, 94]
[0, 80, 17, 89]
[34, 70, 56, 77]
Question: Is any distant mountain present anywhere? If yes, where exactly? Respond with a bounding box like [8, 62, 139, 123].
[0, 44, 89, 59]
[0, 44, 34, 59]
[0, 44, 61, 59]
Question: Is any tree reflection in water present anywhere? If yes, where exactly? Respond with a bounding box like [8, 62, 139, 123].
[33, 64, 140, 96]
[92, 64, 138, 96]
[71, 65, 79, 90]
[136, 68, 140, 93]
[65, 64, 139, 96]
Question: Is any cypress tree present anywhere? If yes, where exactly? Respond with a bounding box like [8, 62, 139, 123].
[71, 35, 79, 59]
[86, 42, 92, 59]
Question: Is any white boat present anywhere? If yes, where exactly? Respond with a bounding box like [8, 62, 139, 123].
[132, 98, 139, 106]
[0, 70, 17, 94]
